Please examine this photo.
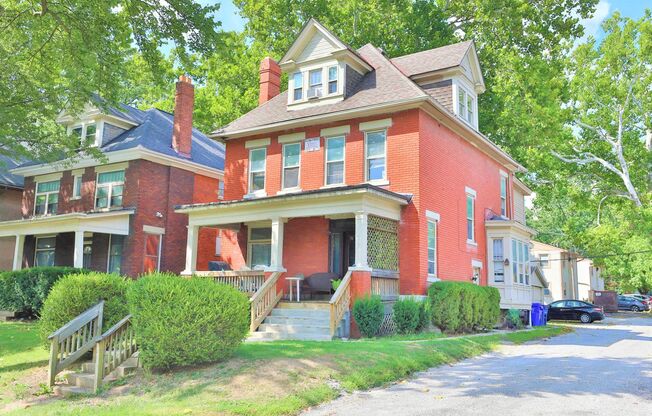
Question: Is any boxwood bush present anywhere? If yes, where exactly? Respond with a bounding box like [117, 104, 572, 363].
[39, 272, 130, 345]
[0, 267, 86, 317]
[352, 295, 384, 338]
[127, 273, 249, 369]
[392, 298, 420, 334]
[428, 281, 500, 333]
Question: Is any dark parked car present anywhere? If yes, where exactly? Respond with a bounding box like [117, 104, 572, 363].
[624, 294, 651, 308]
[547, 300, 605, 323]
[618, 295, 650, 312]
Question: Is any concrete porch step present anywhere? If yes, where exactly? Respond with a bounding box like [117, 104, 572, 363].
[276, 301, 330, 310]
[258, 323, 331, 334]
[264, 315, 330, 325]
[270, 309, 330, 318]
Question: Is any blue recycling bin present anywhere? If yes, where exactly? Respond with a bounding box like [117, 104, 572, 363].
[542, 304, 549, 325]
[531, 303, 545, 326]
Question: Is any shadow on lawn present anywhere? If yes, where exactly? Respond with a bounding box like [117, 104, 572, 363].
[0, 360, 49, 375]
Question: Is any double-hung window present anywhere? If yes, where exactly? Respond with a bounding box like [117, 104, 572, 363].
[217, 180, 225, 200]
[325, 136, 345, 185]
[282, 142, 301, 189]
[108, 235, 124, 274]
[500, 175, 508, 217]
[35, 236, 56, 267]
[84, 123, 97, 146]
[328, 66, 338, 94]
[457, 85, 475, 126]
[72, 175, 83, 199]
[365, 130, 386, 182]
[249, 148, 266, 194]
[492, 238, 504, 282]
[538, 254, 550, 268]
[143, 233, 162, 273]
[427, 220, 437, 277]
[95, 170, 124, 209]
[308, 69, 322, 97]
[34, 180, 60, 216]
[512, 239, 530, 284]
[466, 191, 476, 243]
[249, 227, 271, 269]
[293, 72, 303, 101]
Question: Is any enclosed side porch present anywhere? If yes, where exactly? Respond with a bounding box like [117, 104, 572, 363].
[0, 210, 133, 273]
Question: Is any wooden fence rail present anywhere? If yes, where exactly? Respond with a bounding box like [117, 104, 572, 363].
[47, 301, 104, 387]
[93, 315, 137, 392]
[249, 272, 283, 332]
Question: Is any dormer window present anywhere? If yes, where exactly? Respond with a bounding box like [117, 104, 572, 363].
[328, 66, 338, 94]
[455, 84, 476, 127]
[70, 122, 98, 147]
[84, 123, 96, 145]
[308, 69, 323, 99]
[293, 72, 303, 101]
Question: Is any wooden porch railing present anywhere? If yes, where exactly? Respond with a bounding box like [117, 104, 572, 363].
[47, 301, 104, 387]
[93, 314, 137, 392]
[194, 271, 266, 294]
[371, 275, 400, 300]
[249, 272, 283, 332]
[329, 270, 353, 337]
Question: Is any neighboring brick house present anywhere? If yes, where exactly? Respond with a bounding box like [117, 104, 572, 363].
[176, 19, 537, 336]
[0, 77, 225, 276]
[0, 155, 24, 270]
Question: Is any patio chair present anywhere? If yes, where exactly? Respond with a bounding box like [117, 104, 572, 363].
[302, 272, 339, 300]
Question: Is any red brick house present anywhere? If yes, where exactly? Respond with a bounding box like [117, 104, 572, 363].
[0, 77, 225, 276]
[177, 20, 537, 339]
[0, 155, 24, 271]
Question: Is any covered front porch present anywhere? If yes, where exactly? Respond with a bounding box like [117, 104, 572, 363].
[176, 185, 410, 338]
[0, 210, 133, 272]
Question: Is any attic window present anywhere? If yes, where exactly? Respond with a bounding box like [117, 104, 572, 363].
[456, 85, 476, 127]
[293, 72, 303, 101]
[70, 123, 98, 147]
[308, 69, 322, 98]
[328, 66, 338, 94]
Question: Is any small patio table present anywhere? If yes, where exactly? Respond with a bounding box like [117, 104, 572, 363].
[286, 276, 304, 302]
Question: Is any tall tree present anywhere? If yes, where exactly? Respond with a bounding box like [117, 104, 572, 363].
[0, 0, 221, 161]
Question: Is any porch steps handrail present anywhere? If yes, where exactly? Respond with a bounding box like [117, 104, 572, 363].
[47, 300, 104, 387]
[93, 314, 137, 392]
[329, 270, 353, 337]
[195, 271, 265, 294]
[249, 271, 283, 332]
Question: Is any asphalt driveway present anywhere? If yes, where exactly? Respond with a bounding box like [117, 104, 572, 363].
[304, 314, 652, 416]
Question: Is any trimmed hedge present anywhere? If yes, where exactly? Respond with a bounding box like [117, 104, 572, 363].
[428, 281, 500, 333]
[0, 267, 85, 317]
[392, 299, 420, 334]
[127, 274, 249, 369]
[352, 295, 384, 338]
[39, 272, 130, 345]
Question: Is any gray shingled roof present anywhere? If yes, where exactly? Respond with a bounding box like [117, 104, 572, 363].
[0, 155, 24, 189]
[390, 41, 473, 77]
[213, 44, 428, 136]
[18, 105, 224, 171]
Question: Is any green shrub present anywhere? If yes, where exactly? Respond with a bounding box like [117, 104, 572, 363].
[39, 272, 130, 345]
[428, 281, 500, 333]
[0, 267, 84, 317]
[392, 299, 420, 334]
[352, 295, 384, 338]
[416, 300, 430, 332]
[506, 308, 524, 329]
[127, 273, 249, 369]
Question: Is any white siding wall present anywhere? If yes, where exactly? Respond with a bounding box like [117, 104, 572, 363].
[513, 189, 526, 224]
[297, 33, 336, 62]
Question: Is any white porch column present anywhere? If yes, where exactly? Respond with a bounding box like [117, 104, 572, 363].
[12, 234, 25, 271]
[182, 224, 199, 275]
[269, 217, 285, 272]
[352, 211, 371, 270]
[73, 230, 85, 268]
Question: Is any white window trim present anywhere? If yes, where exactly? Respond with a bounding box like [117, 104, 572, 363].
[452, 79, 478, 129]
[34, 180, 60, 217]
[512, 238, 531, 286]
[427, 212, 439, 280]
[72, 174, 83, 200]
[34, 235, 56, 267]
[94, 170, 125, 210]
[281, 142, 301, 191]
[247, 227, 272, 269]
[364, 129, 388, 185]
[327, 65, 339, 96]
[278, 132, 305, 144]
[491, 238, 505, 283]
[68, 121, 101, 147]
[217, 180, 225, 200]
[143, 233, 163, 272]
[308, 68, 323, 98]
[465, 188, 476, 244]
[499, 172, 508, 218]
[324, 135, 346, 187]
[245, 138, 271, 149]
[291, 72, 303, 102]
[247, 147, 267, 198]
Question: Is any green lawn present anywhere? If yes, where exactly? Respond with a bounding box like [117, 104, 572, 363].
[0, 322, 568, 416]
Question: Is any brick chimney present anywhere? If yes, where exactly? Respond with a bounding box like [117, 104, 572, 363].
[258, 57, 281, 105]
[172, 75, 194, 157]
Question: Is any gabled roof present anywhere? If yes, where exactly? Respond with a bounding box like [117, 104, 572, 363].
[0, 155, 24, 189]
[214, 44, 427, 136]
[390, 41, 473, 77]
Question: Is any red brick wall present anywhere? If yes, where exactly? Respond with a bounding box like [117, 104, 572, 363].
[281, 217, 330, 284]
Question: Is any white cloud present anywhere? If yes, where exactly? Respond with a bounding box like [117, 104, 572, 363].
[578, 0, 611, 42]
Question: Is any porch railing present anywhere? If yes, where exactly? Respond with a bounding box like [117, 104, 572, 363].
[249, 272, 283, 332]
[93, 314, 137, 392]
[329, 269, 353, 337]
[194, 271, 265, 295]
[47, 301, 104, 386]
[371, 275, 400, 300]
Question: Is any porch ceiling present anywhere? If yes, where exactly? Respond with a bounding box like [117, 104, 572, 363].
[0, 209, 134, 237]
[176, 184, 411, 227]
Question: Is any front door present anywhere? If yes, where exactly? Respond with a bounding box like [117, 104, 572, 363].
[329, 219, 355, 278]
